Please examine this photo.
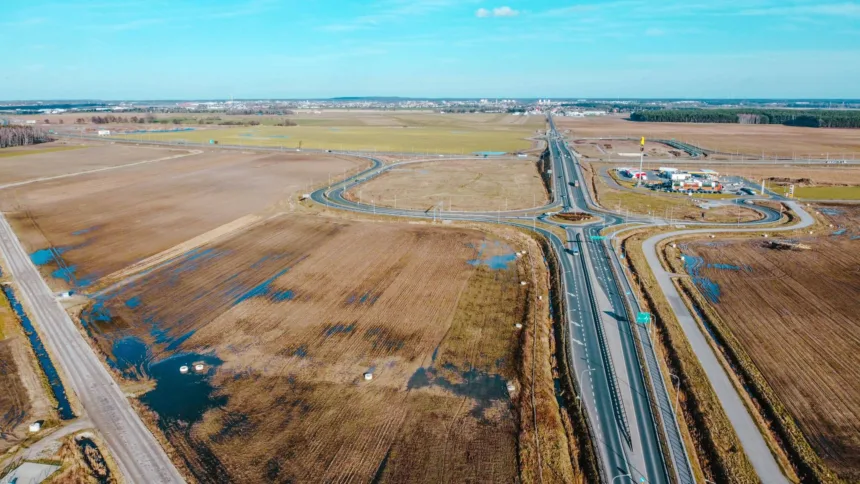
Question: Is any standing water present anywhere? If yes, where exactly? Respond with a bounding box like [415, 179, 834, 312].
[0, 279, 75, 419]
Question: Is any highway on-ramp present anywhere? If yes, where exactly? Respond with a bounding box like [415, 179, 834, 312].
[640, 202, 814, 484]
[0, 214, 184, 483]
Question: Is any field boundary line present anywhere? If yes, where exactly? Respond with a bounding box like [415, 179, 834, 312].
[0, 149, 201, 191]
[90, 213, 268, 295]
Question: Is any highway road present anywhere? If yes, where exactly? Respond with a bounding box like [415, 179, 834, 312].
[2, 118, 801, 483]
[0, 214, 184, 483]
[313, 124, 680, 483]
[314, 117, 797, 483]
[548, 128, 675, 484]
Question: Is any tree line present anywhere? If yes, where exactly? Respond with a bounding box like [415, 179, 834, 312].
[630, 108, 860, 128]
[0, 126, 53, 148]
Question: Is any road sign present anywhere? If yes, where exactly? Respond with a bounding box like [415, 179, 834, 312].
[589, 235, 606, 241]
[636, 312, 651, 325]
[788, 184, 795, 198]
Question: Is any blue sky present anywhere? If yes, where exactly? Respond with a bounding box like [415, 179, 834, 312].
[3, 0, 860, 99]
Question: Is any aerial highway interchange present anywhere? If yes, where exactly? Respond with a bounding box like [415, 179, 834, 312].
[0, 115, 813, 483]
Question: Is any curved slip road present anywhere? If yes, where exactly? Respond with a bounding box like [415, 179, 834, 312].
[0, 214, 184, 483]
[640, 200, 814, 484]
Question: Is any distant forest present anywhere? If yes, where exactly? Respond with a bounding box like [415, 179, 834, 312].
[0, 125, 53, 148]
[630, 109, 860, 128]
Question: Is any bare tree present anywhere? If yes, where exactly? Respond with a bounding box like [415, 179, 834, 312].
[0, 126, 54, 148]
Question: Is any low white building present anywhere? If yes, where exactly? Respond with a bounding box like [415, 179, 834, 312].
[97, 129, 111, 136]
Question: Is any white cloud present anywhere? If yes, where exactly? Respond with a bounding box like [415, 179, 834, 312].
[476, 6, 520, 18]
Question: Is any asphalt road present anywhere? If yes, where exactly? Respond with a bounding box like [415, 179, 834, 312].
[319, 122, 800, 484]
[0, 214, 184, 483]
[640, 201, 814, 484]
[549, 127, 676, 484]
[5, 119, 797, 483]
[313, 131, 673, 482]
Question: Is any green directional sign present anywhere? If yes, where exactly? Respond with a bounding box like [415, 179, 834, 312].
[589, 235, 606, 241]
[636, 312, 652, 325]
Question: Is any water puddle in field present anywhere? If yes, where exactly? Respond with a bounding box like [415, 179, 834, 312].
[75, 435, 111, 483]
[30, 246, 96, 288]
[110, 336, 149, 378]
[30, 247, 69, 266]
[324, 324, 355, 337]
[407, 364, 508, 417]
[79, 249, 310, 435]
[819, 207, 843, 216]
[832, 228, 847, 236]
[1, 282, 74, 420]
[553, 378, 565, 407]
[71, 226, 100, 236]
[681, 254, 722, 304]
[467, 240, 517, 270]
[139, 352, 225, 425]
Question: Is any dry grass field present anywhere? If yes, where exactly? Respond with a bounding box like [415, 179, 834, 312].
[0, 339, 30, 451]
[581, 162, 763, 223]
[0, 287, 53, 454]
[557, 115, 860, 158]
[0, 145, 361, 291]
[572, 139, 692, 161]
[0, 143, 186, 185]
[344, 157, 548, 212]
[80, 215, 532, 482]
[679, 205, 860, 480]
[46, 111, 547, 154]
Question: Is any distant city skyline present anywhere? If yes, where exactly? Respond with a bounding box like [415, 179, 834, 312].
[4, 0, 860, 100]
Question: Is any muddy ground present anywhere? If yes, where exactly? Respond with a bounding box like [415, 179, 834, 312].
[78, 215, 528, 482]
[679, 205, 860, 480]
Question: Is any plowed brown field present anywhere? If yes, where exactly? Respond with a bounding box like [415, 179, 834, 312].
[682, 205, 860, 480]
[83, 215, 528, 483]
[556, 115, 860, 158]
[0, 146, 361, 290]
[0, 143, 187, 184]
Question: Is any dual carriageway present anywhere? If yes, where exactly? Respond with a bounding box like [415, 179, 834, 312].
[0, 121, 806, 483]
[314, 116, 798, 483]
